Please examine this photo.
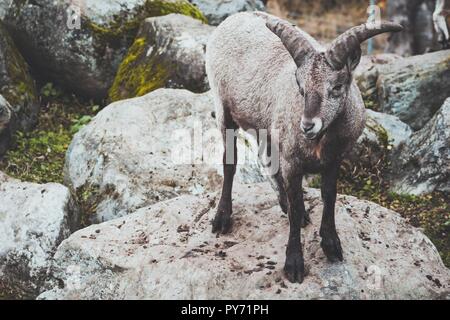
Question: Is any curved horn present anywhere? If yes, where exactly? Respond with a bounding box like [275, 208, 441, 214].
[326, 22, 403, 70]
[265, 18, 315, 67]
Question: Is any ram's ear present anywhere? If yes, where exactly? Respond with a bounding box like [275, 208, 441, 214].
[326, 21, 403, 71]
[266, 18, 315, 67]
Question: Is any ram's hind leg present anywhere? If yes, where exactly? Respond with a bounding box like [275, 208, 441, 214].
[212, 100, 238, 234]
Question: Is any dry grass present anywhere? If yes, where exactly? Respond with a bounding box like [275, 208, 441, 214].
[267, 0, 389, 53]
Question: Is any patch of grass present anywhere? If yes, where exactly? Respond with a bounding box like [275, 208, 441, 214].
[0, 83, 99, 184]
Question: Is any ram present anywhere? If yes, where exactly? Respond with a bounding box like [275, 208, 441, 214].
[205, 12, 402, 283]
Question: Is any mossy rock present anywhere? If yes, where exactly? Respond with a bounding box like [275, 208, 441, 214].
[0, 22, 39, 155]
[108, 14, 213, 102]
[4, 0, 206, 100]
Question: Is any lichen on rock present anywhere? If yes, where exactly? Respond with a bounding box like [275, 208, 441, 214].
[108, 14, 213, 102]
[108, 36, 171, 102]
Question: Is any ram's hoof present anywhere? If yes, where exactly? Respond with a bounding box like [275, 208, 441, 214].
[321, 235, 344, 262]
[284, 252, 305, 283]
[212, 204, 232, 234]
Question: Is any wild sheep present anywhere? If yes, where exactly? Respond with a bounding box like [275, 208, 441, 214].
[205, 12, 402, 283]
[433, 0, 450, 49]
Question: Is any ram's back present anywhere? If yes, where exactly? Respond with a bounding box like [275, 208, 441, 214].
[206, 12, 317, 132]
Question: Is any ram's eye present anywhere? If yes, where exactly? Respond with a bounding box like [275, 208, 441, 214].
[299, 87, 305, 96]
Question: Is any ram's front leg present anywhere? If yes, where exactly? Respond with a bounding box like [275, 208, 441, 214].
[320, 163, 343, 262]
[282, 162, 306, 283]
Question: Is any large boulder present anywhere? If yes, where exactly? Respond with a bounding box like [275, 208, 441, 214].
[0, 22, 39, 155]
[109, 14, 214, 102]
[389, 98, 450, 195]
[0, 172, 80, 299]
[191, 0, 265, 26]
[355, 51, 450, 131]
[3, 0, 206, 100]
[65, 89, 264, 224]
[377, 50, 450, 131]
[38, 182, 450, 300]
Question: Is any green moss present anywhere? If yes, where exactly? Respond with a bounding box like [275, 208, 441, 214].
[141, 0, 207, 23]
[1, 129, 71, 184]
[0, 85, 98, 184]
[108, 36, 172, 102]
[75, 183, 101, 226]
[363, 93, 380, 111]
[366, 121, 390, 148]
[75, 183, 119, 226]
[87, 0, 206, 57]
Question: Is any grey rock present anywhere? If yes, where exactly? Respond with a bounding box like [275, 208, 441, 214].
[0, 23, 39, 155]
[353, 51, 450, 131]
[191, 0, 265, 26]
[377, 50, 450, 130]
[65, 89, 264, 224]
[0, 0, 12, 20]
[0, 171, 80, 299]
[38, 182, 450, 300]
[3, 0, 206, 100]
[109, 14, 214, 102]
[354, 54, 402, 107]
[389, 98, 450, 195]
[0, 95, 11, 133]
[0, 95, 12, 155]
[362, 109, 412, 149]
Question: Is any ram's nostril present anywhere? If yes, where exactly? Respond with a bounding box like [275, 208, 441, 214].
[301, 121, 315, 133]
